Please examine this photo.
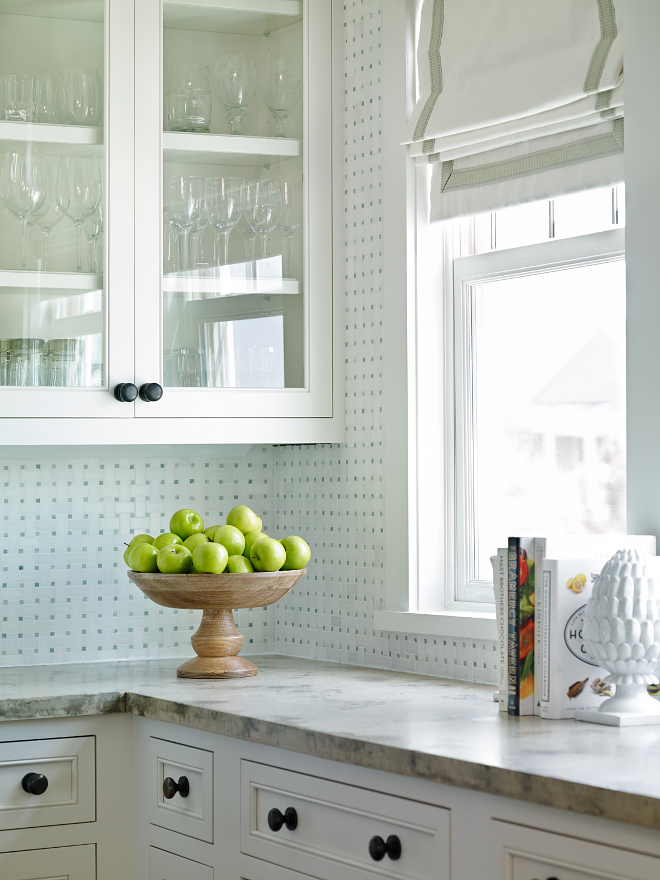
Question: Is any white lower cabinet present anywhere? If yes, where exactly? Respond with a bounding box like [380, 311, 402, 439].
[149, 847, 213, 880]
[494, 820, 660, 880]
[0, 844, 96, 880]
[240, 760, 450, 880]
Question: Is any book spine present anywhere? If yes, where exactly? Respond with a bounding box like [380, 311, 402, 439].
[507, 537, 520, 716]
[533, 538, 546, 715]
[539, 562, 553, 719]
[497, 548, 508, 711]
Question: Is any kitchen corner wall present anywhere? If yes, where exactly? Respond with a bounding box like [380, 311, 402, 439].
[0, 0, 497, 683]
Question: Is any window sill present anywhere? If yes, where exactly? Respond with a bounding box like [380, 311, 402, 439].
[373, 610, 497, 641]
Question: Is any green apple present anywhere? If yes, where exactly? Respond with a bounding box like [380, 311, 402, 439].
[128, 542, 159, 573]
[255, 515, 263, 531]
[153, 532, 183, 551]
[156, 544, 193, 574]
[227, 555, 254, 573]
[250, 537, 286, 572]
[183, 533, 209, 553]
[123, 534, 154, 565]
[226, 505, 261, 535]
[192, 542, 229, 574]
[244, 530, 269, 559]
[213, 524, 245, 557]
[169, 508, 205, 540]
[280, 536, 311, 571]
[204, 525, 221, 539]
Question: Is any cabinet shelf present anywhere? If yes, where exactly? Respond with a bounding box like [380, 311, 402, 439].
[163, 0, 302, 35]
[0, 121, 103, 154]
[163, 131, 299, 166]
[0, 0, 103, 23]
[163, 274, 299, 296]
[0, 270, 102, 295]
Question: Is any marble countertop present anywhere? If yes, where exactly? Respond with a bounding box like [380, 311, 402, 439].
[1, 656, 658, 830]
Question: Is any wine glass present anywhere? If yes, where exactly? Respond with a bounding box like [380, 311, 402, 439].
[248, 181, 282, 260]
[214, 55, 257, 135]
[279, 182, 303, 277]
[34, 194, 64, 271]
[56, 156, 102, 273]
[205, 177, 244, 268]
[163, 176, 204, 274]
[261, 59, 302, 137]
[234, 180, 260, 281]
[1, 147, 49, 269]
[83, 206, 103, 274]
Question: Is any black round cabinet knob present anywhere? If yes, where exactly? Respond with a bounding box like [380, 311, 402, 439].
[268, 806, 298, 832]
[162, 776, 190, 799]
[22, 773, 48, 795]
[369, 835, 402, 862]
[139, 383, 163, 402]
[113, 383, 138, 402]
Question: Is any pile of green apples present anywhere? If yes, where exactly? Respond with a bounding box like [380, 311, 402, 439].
[123, 505, 311, 575]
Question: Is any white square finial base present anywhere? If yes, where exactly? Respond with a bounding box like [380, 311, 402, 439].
[575, 708, 660, 727]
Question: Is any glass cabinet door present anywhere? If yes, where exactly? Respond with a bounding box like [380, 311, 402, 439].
[0, 0, 134, 419]
[135, 0, 333, 419]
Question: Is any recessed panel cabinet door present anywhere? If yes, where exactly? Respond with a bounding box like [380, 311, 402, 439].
[150, 847, 213, 880]
[0, 844, 96, 880]
[134, 0, 334, 419]
[0, 0, 135, 419]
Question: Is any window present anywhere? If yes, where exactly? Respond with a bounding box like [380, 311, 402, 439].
[415, 182, 625, 615]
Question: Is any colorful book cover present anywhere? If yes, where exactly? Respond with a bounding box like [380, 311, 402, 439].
[507, 538, 519, 716]
[517, 538, 536, 716]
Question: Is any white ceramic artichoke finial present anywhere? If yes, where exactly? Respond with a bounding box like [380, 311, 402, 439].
[580, 548, 660, 724]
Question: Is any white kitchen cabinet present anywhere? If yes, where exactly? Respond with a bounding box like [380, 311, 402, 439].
[0, 843, 96, 880]
[148, 736, 214, 843]
[150, 846, 214, 880]
[0, 0, 343, 446]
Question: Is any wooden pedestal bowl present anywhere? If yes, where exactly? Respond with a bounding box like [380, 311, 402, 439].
[128, 569, 306, 679]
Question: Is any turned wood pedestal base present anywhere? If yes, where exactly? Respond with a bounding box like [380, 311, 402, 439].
[177, 609, 258, 678]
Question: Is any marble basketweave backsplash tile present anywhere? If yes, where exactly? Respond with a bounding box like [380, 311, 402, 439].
[0, 0, 498, 685]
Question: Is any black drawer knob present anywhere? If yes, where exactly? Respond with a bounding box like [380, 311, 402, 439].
[268, 806, 298, 832]
[113, 383, 138, 402]
[22, 773, 48, 796]
[369, 835, 401, 862]
[139, 382, 163, 402]
[163, 776, 190, 799]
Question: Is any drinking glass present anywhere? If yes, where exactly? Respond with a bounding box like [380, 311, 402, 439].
[83, 206, 103, 273]
[249, 181, 282, 259]
[36, 74, 56, 123]
[46, 338, 84, 386]
[165, 88, 212, 133]
[56, 156, 103, 272]
[0, 340, 7, 385]
[163, 176, 204, 274]
[261, 59, 302, 137]
[1, 147, 50, 269]
[56, 68, 102, 126]
[6, 338, 45, 386]
[163, 349, 180, 386]
[279, 182, 303, 277]
[34, 189, 64, 271]
[169, 63, 210, 92]
[214, 55, 257, 135]
[179, 348, 203, 386]
[0, 74, 38, 122]
[205, 177, 244, 267]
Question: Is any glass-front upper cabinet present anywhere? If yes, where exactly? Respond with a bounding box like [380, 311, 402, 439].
[135, 0, 334, 420]
[0, 0, 134, 420]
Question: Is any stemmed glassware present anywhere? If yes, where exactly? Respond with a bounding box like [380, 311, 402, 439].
[1, 147, 50, 269]
[163, 175, 204, 274]
[248, 181, 282, 259]
[279, 182, 303, 277]
[205, 177, 244, 267]
[56, 156, 103, 273]
[34, 194, 64, 271]
[214, 55, 257, 135]
[83, 206, 103, 274]
[261, 59, 302, 137]
[234, 180, 259, 281]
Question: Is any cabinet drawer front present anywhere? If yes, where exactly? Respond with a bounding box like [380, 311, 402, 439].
[0, 736, 95, 831]
[495, 821, 660, 880]
[241, 760, 450, 880]
[148, 737, 213, 843]
[0, 844, 96, 880]
[150, 847, 213, 880]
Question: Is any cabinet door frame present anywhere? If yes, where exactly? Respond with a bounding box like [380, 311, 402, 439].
[134, 0, 336, 420]
[0, 0, 136, 421]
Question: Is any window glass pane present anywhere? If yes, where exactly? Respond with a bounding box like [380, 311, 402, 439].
[553, 186, 618, 240]
[472, 260, 626, 581]
[494, 199, 549, 250]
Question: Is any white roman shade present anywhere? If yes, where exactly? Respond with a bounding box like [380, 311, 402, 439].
[404, 0, 624, 221]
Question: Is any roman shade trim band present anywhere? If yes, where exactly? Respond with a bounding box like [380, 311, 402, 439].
[440, 119, 623, 193]
[413, 0, 445, 142]
[584, 0, 617, 93]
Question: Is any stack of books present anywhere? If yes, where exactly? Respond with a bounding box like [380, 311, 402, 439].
[492, 535, 656, 718]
